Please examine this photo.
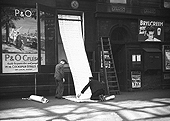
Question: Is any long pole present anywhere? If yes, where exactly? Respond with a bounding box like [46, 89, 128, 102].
[35, 74, 37, 95]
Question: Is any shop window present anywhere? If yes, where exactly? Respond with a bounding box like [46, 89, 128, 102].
[132, 54, 141, 63]
[132, 54, 141, 69]
[164, 0, 170, 8]
[38, 7, 56, 66]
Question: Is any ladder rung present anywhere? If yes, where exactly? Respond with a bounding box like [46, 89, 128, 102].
[108, 73, 116, 75]
[108, 80, 117, 83]
[102, 36, 109, 39]
[102, 39, 109, 42]
[104, 49, 111, 51]
[107, 67, 115, 71]
[103, 44, 110, 46]
[108, 78, 117, 80]
[109, 91, 120, 94]
[105, 58, 112, 61]
[108, 76, 116, 78]
[107, 74, 116, 76]
[109, 85, 119, 88]
[104, 53, 111, 55]
[103, 45, 110, 50]
[107, 76, 116, 78]
[107, 71, 115, 73]
[108, 81, 118, 83]
[108, 80, 117, 82]
[108, 80, 118, 82]
[108, 75, 116, 77]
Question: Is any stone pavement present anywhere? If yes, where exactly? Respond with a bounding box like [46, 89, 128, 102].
[0, 89, 170, 121]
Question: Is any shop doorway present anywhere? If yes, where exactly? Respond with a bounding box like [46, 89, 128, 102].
[110, 26, 131, 91]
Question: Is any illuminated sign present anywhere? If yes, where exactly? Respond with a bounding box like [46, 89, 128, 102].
[138, 19, 164, 42]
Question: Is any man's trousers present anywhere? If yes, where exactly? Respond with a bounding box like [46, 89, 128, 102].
[55, 79, 64, 98]
[90, 89, 105, 100]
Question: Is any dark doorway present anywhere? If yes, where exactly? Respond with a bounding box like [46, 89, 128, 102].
[110, 27, 129, 42]
[110, 26, 131, 91]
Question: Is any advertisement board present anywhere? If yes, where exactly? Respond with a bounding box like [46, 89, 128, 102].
[163, 45, 170, 71]
[138, 19, 164, 42]
[1, 7, 45, 73]
[131, 71, 141, 88]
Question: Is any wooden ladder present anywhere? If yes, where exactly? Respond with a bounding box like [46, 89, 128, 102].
[101, 37, 120, 95]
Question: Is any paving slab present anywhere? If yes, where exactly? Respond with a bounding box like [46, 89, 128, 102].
[0, 89, 170, 121]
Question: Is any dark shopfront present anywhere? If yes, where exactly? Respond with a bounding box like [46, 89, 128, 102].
[0, 0, 97, 98]
[0, 0, 170, 98]
[95, 3, 170, 91]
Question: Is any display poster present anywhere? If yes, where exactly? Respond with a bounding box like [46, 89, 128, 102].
[131, 71, 141, 88]
[1, 7, 45, 73]
[138, 19, 164, 42]
[101, 51, 111, 68]
[164, 46, 170, 71]
[59, 18, 92, 99]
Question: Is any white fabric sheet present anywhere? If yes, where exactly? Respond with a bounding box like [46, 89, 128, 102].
[59, 20, 92, 99]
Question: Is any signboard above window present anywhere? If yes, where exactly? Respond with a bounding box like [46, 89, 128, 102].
[110, 0, 126, 4]
[138, 19, 164, 42]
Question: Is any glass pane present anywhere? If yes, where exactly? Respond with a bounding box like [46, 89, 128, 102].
[58, 43, 67, 61]
[39, 10, 55, 65]
[137, 55, 141, 62]
[132, 55, 136, 62]
[58, 14, 81, 20]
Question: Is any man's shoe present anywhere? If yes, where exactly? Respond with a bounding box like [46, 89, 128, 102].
[99, 95, 106, 102]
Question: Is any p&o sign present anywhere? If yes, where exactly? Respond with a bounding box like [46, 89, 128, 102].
[15, 9, 33, 17]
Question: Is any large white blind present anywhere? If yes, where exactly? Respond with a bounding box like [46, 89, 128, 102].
[59, 19, 92, 99]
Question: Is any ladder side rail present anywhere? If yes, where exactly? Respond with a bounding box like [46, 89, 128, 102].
[108, 38, 120, 93]
[101, 37, 110, 95]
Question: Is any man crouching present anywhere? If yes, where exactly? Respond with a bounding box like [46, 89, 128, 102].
[77, 77, 106, 101]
